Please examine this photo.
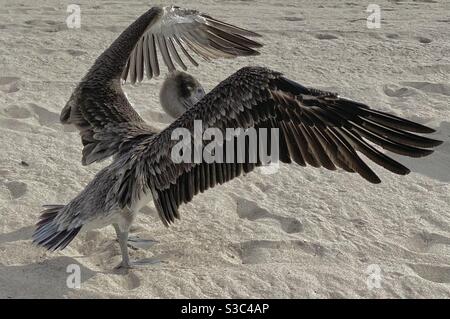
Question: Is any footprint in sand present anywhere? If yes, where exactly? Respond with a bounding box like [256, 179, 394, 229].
[408, 231, 450, 253]
[314, 33, 339, 40]
[66, 49, 86, 57]
[24, 19, 66, 33]
[409, 264, 450, 284]
[37, 48, 56, 55]
[234, 239, 325, 264]
[5, 181, 27, 199]
[283, 16, 304, 22]
[0, 77, 20, 93]
[115, 273, 141, 289]
[407, 64, 450, 76]
[254, 182, 272, 193]
[28, 103, 60, 128]
[400, 81, 450, 96]
[383, 84, 416, 97]
[385, 33, 400, 39]
[416, 36, 432, 44]
[236, 198, 303, 234]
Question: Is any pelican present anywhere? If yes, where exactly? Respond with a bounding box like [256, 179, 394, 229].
[33, 6, 442, 269]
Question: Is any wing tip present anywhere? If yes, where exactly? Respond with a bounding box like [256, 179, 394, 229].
[244, 30, 263, 38]
[413, 124, 438, 134]
[427, 138, 444, 147]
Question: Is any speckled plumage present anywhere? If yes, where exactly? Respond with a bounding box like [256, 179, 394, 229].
[32, 6, 264, 267]
[33, 7, 441, 269]
[105, 66, 442, 227]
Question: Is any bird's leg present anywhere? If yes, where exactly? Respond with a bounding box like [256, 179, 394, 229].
[115, 228, 132, 269]
[113, 223, 162, 270]
[113, 223, 121, 238]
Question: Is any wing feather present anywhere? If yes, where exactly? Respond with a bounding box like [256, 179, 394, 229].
[156, 35, 176, 72]
[119, 6, 262, 83]
[166, 37, 187, 70]
[148, 34, 160, 77]
[107, 66, 441, 226]
[143, 35, 153, 79]
[173, 36, 199, 66]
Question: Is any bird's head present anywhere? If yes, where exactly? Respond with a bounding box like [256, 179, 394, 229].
[159, 71, 205, 119]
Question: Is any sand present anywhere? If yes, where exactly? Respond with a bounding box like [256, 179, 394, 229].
[0, 0, 449, 298]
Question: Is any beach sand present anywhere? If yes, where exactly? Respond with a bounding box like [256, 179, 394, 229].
[0, 0, 449, 298]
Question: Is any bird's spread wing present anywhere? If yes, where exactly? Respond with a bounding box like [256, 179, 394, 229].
[121, 6, 262, 84]
[107, 67, 442, 226]
[61, 6, 261, 165]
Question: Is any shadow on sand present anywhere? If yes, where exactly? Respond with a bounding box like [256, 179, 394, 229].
[0, 256, 96, 298]
[0, 225, 149, 297]
[394, 121, 450, 183]
[0, 226, 34, 244]
[0, 226, 97, 298]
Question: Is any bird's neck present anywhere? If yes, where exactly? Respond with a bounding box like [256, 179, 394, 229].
[160, 81, 187, 119]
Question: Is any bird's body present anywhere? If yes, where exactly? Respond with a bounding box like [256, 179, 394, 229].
[34, 6, 265, 267]
[33, 6, 442, 269]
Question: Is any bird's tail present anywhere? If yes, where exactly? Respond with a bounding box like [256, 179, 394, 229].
[32, 205, 81, 251]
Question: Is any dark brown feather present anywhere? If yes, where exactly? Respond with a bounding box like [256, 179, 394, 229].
[109, 66, 440, 226]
